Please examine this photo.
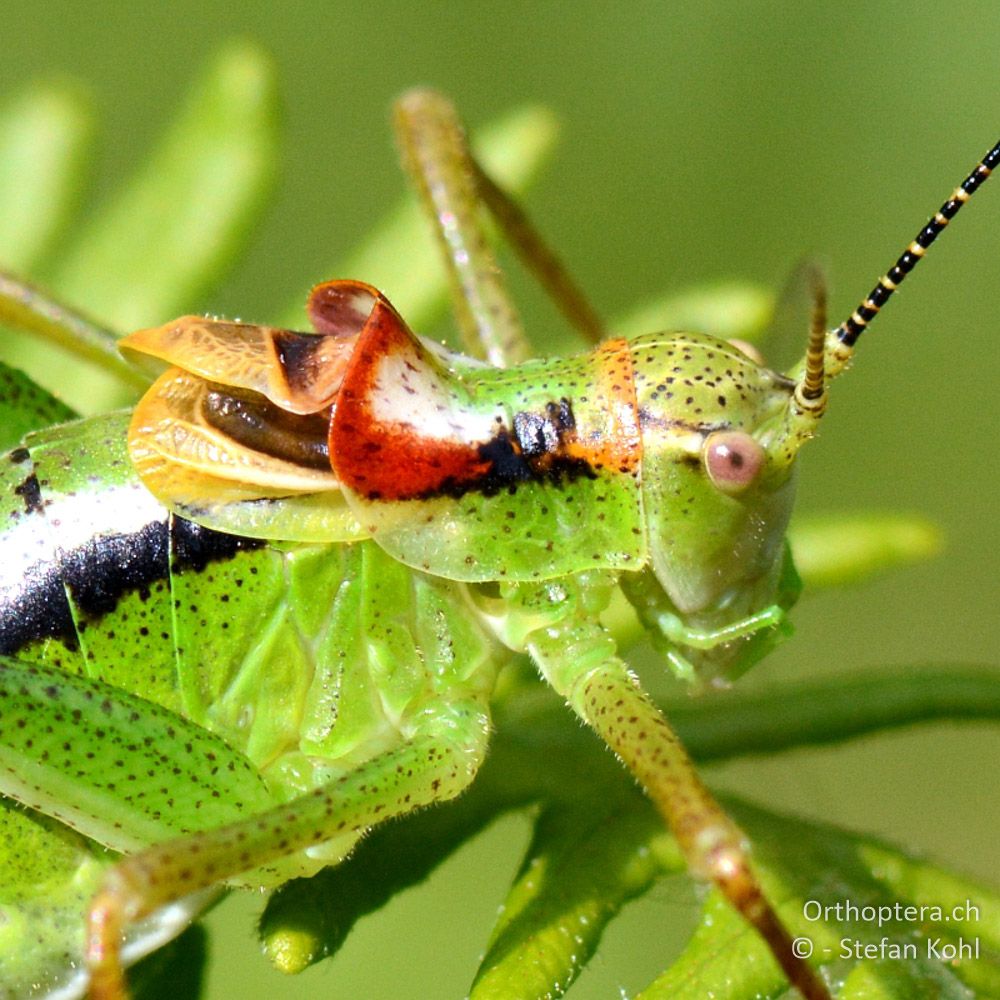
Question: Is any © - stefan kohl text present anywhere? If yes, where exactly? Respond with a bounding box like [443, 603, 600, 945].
[840, 937, 979, 961]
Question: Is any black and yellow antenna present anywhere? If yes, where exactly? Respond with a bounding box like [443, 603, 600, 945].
[826, 139, 1000, 377]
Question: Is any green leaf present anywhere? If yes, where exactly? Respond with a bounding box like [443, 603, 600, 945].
[470, 799, 683, 999]
[636, 797, 1000, 999]
[0, 82, 93, 274]
[790, 513, 943, 590]
[52, 40, 279, 332]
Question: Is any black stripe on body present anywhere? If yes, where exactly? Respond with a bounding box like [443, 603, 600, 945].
[0, 559, 78, 653]
[0, 511, 264, 657]
[468, 429, 597, 499]
[406, 398, 597, 502]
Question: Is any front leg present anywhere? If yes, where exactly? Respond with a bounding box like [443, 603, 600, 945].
[526, 617, 832, 1000]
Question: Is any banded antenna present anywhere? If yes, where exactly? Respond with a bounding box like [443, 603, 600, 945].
[834, 139, 1000, 353]
[783, 138, 1000, 454]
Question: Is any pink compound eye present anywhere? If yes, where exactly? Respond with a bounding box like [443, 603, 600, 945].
[703, 431, 765, 494]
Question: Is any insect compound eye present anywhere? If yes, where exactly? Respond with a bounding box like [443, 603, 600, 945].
[702, 431, 765, 494]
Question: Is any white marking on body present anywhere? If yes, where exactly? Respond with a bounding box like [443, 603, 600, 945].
[0, 481, 164, 613]
[372, 352, 498, 443]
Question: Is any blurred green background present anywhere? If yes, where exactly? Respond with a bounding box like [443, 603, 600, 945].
[1, 3, 997, 998]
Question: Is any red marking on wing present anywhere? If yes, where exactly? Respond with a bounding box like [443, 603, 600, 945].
[329, 295, 490, 500]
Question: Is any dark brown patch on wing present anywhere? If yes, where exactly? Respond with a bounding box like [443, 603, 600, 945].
[201, 382, 332, 471]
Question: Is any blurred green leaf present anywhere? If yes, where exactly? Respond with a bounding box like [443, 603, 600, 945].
[0, 41, 279, 414]
[790, 513, 943, 590]
[0, 82, 93, 274]
[666, 664, 1000, 761]
[52, 40, 279, 332]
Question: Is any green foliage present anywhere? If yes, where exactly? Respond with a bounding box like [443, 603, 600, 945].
[0, 44, 997, 1000]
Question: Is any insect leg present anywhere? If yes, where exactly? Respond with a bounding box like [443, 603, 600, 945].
[83, 695, 492, 1000]
[394, 90, 606, 365]
[469, 157, 606, 345]
[393, 89, 530, 367]
[527, 618, 832, 1000]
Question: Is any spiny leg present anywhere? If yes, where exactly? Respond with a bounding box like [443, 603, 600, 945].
[84, 696, 491, 1000]
[393, 90, 606, 367]
[527, 619, 831, 1000]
